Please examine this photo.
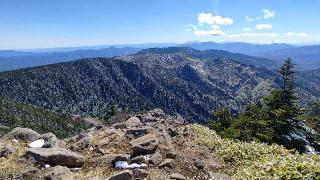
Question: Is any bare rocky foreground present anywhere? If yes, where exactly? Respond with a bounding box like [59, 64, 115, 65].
[0, 109, 227, 180]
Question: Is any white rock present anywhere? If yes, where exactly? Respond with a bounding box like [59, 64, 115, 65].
[115, 161, 147, 169]
[28, 139, 45, 148]
[12, 139, 18, 143]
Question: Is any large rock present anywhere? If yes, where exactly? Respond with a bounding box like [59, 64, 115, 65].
[2, 127, 41, 142]
[130, 134, 158, 156]
[25, 147, 84, 168]
[41, 133, 58, 148]
[44, 165, 74, 180]
[125, 127, 150, 139]
[107, 170, 133, 180]
[125, 116, 142, 128]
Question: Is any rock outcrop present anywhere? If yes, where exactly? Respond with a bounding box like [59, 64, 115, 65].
[25, 147, 84, 168]
[0, 109, 229, 179]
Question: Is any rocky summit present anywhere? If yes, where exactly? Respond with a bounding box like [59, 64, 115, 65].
[0, 109, 220, 179]
[0, 109, 319, 179]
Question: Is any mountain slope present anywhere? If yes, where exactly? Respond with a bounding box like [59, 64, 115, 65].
[0, 96, 89, 138]
[137, 47, 279, 69]
[255, 45, 320, 70]
[0, 47, 139, 72]
[0, 48, 318, 123]
[183, 42, 295, 55]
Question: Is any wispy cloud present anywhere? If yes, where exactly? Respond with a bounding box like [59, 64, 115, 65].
[262, 9, 275, 19]
[284, 32, 308, 37]
[246, 8, 275, 22]
[256, 24, 272, 30]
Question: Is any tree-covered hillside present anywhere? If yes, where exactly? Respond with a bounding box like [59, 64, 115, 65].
[0, 48, 318, 123]
[0, 96, 88, 138]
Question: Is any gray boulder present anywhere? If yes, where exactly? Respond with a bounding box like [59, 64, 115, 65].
[130, 134, 158, 156]
[107, 170, 133, 180]
[44, 165, 74, 180]
[25, 147, 84, 168]
[2, 127, 41, 142]
[41, 133, 58, 148]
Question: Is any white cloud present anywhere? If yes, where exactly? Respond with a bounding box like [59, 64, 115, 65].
[256, 24, 272, 30]
[198, 13, 233, 25]
[262, 9, 275, 19]
[284, 32, 308, 37]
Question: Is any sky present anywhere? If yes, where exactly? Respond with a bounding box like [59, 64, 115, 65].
[0, 0, 319, 49]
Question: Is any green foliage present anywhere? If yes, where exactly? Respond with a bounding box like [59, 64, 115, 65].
[190, 124, 320, 179]
[208, 108, 232, 133]
[208, 58, 317, 152]
[0, 96, 88, 138]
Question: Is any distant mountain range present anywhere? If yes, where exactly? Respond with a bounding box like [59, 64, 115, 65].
[1, 42, 320, 72]
[182, 41, 295, 55]
[254, 45, 320, 70]
[0, 47, 140, 72]
[0, 47, 318, 123]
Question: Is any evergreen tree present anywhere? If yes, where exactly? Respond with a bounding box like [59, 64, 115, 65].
[208, 108, 232, 133]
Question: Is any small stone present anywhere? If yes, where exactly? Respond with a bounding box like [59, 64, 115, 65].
[133, 169, 148, 179]
[107, 170, 133, 180]
[170, 173, 186, 180]
[166, 150, 177, 159]
[194, 159, 204, 169]
[159, 158, 174, 169]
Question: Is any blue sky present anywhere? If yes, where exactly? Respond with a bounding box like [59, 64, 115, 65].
[0, 0, 319, 49]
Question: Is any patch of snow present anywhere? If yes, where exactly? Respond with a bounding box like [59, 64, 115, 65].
[12, 139, 18, 143]
[143, 155, 151, 161]
[44, 164, 51, 168]
[115, 161, 147, 169]
[28, 139, 45, 148]
[305, 145, 316, 154]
